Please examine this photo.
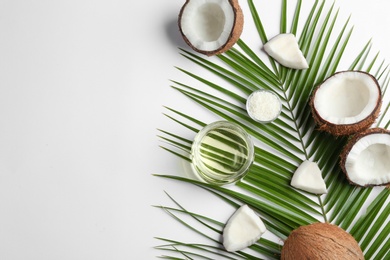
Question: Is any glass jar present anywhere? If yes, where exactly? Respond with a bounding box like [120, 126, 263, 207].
[191, 121, 254, 185]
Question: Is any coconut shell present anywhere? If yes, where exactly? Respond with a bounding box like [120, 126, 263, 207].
[281, 222, 364, 260]
[178, 0, 244, 56]
[309, 71, 382, 136]
[340, 127, 390, 187]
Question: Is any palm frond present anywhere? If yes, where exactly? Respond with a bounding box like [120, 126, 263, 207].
[156, 0, 390, 258]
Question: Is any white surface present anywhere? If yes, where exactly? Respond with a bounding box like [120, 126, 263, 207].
[0, 0, 389, 259]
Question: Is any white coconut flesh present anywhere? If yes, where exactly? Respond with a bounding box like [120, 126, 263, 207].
[263, 33, 309, 69]
[313, 72, 380, 125]
[223, 204, 267, 252]
[345, 133, 390, 186]
[290, 160, 327, 194]
[180, 0, 235, 52]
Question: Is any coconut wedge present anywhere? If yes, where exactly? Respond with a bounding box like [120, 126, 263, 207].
[340, 128, 390, 187]
[178, 0, 243, 56]
[310, 71, 382, 136]
[263, 33, 309, 69]
[222, 204, 266, 252]
[291, 160, 327, 194]
[281, 223, 364, 260]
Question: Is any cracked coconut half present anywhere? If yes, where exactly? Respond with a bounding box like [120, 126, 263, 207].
[340, 128, 390, 187]
[310, 71, 382, 136]
[178, 0, 243, 56]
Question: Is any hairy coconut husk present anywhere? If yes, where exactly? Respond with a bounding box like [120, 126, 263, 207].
[178, 0, 244, 56]
[340, 127, 390, 187]
[281, 223, 364, 260]
[310, 71, 382, 136]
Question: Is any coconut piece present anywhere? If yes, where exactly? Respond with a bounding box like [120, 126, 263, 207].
[291, 160, 327, 194]
[222, 204, 267, 252]
[263, 33, 309, 69]
[310, 71, 382, 136]
[281, 222, 364, 260]
[178, 0, 243, 56]
[340, 128, 390, 187]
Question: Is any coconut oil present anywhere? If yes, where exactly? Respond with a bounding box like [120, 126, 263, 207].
[191, 121, 254, 185]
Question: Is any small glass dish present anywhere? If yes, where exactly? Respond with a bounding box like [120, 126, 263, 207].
[246, 89, 282, 123]
[191, 121, 254, 185]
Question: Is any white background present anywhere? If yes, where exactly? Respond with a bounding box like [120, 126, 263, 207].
[0, 0, 389, 259]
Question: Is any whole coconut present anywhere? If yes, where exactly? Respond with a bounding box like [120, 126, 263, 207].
[281, 222, 364, 260]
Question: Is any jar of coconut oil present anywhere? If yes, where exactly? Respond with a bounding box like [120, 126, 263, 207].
[191, 121, 254, 185]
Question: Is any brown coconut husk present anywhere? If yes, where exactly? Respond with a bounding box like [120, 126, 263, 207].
[309, 71, 382, 136]
[281, 222, 364, 260]
[178, 0, 244, 56]
[340, 127, 390, 187]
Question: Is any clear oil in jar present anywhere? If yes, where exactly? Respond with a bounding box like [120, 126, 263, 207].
[191, 121, 254, 185]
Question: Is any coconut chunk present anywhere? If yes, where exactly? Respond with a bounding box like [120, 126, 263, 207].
[263, 33, 309, 69]
[291, 160, 327, 194]
[341, 128, 390, 186]
[223, 204, 267, 252]
[310, 71, 382, 136]
[178, 0, 244, 56]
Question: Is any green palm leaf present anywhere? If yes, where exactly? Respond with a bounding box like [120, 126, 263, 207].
[155, 0, 390, 259]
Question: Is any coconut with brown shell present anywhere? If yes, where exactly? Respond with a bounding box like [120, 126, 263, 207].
[281, 222, 364, 260]
[340, 127, 390, 187]
[178, 0, 244, 56]
[310, 71, 382, 136]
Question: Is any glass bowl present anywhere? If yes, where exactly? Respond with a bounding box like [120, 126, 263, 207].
[191, 121, 254, 185]
[246, 89, 282, 123]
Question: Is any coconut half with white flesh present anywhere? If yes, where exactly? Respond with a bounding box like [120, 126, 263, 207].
[223, 204, 267, 252]
[340, 128, 390, 187]
[310, 71, 382, 136]
[178, 0, 243, 56]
